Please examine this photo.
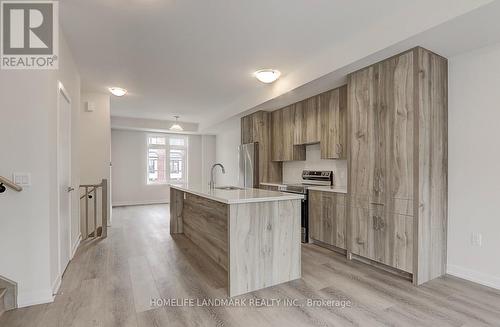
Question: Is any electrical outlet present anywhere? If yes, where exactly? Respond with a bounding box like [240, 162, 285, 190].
[471, 232, 482, 247]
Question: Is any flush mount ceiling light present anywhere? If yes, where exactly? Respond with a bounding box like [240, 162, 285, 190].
[170, 115, 184, 132]
[254, 69, 281, 84]
[108, 87, 128, 97]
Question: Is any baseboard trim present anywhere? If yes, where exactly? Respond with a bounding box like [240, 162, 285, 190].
[447, 264, 500, 290]
[71, 234, 82, 259]
[112, 200, 169, 207]
[17, 289, 54, 308]
[51, 275, 62, 295]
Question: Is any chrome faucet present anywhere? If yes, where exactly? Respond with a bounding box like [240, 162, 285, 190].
[209, 163, 225, 190]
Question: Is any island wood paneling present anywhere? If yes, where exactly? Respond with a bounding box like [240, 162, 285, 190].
[309, 190, 347, 249]
[182, 193, 229, 270]
[347, 47, 447, 284]
[228, 199, 301, 297]
[169, 188, 184, 234]
[320, 86, 347, 159]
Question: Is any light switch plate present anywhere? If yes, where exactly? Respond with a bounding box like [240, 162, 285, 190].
[13, 173, 31, 186]
[85, 101, 96, 112]
[471, 232, 482, 247]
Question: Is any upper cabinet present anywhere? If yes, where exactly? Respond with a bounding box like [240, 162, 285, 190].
[241, 111, 282, 183]
[271, 106, 306, 162]
[293, 96, 321, 145]
[267, 86, 347, 162]
[320, 86, 347, 159]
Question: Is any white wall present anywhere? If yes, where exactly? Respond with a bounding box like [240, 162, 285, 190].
[213, 116, 241, 185]
[201, 135, 217, 186]
[79, 93, 111, 225]
[283, 144, 347, 186]
[80, 93, 111, 185]
[0, 31, 81, 307]
[48, 33, 82, 295]
[447, 42, 500, 289]
[111, 129, 214, 206]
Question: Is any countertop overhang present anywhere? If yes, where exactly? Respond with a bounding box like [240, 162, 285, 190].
[169, 184, 304, 204]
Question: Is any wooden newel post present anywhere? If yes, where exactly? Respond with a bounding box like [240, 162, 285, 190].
[101, 179, 108, 238]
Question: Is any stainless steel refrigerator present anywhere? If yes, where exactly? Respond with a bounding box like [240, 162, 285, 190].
[238, 143, 259, 188]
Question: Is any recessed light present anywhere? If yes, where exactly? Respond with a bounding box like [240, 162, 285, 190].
[170, 115, 184, 132]
[108, 87, 128, 97]
[254, 69, 281, 84]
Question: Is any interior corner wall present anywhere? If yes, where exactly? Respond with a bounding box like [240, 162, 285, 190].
[0, 29, 81, 307]
[447, 42, 500, 289]
[110, 129, 211, 206]
[79, 93, 111, 225]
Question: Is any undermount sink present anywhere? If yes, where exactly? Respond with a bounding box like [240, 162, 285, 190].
[215, 186, 244, 190]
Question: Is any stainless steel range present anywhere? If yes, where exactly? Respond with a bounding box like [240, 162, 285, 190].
[278, 170, 334, 243]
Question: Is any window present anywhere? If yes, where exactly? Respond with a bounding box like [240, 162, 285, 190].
[147, 134, 188, 184]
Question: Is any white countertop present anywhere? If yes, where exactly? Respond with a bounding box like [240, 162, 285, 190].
[260, 182, 348, 194]
[307, 186, 348, 194]
[170, 184, 304, 204]
[260, 182, 286, 187]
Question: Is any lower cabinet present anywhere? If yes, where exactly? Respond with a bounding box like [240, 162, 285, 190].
[349, 204, 413, 273]
[309, 190, 346, 249]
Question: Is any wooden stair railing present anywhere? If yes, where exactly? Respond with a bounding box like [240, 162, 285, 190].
[79, 179, 108, 240]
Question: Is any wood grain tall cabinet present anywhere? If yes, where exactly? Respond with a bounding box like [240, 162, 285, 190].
[320, 86, 347, 159]
[241, 111, 282, 184]
[347, 47, 448, 285]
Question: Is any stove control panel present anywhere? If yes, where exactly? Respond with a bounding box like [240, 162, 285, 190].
[302, 170, 333, 182]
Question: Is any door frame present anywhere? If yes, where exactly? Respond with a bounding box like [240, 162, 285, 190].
[56, 81, 72, 289]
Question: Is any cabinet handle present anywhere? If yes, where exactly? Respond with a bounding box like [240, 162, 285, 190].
[372, 216, 385, 230]
[335, 144, 343, 155]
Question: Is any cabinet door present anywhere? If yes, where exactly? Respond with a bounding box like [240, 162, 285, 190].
[371, 52, 415, 205]
[349, 205, 413, 272]
[320, 86, 347, 159]
[309, 190, 322, 241]
[294, 96, 321, 145]
[271, 106, 305, 162]
[309, 191, 347, 249]
[347, 67, 373, 197]
[271, 109, 285, 161]
[293, 101, 305, 145]
[304, 96, 321, 144]
[348, 52, 414, 203]
[347, 51, 415, 272]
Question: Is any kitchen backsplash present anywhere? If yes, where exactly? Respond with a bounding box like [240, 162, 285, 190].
[282, 143, 347, 186]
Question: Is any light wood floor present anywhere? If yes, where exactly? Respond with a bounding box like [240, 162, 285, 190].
[2, 204, 500, 327]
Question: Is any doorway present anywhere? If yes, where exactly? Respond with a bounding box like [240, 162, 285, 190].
[57, 82, 72, 279]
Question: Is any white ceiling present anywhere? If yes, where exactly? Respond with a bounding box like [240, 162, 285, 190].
[61, 0, 495, 130]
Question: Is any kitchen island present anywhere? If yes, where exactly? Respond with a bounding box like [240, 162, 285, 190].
[169, 184, 303, 297]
